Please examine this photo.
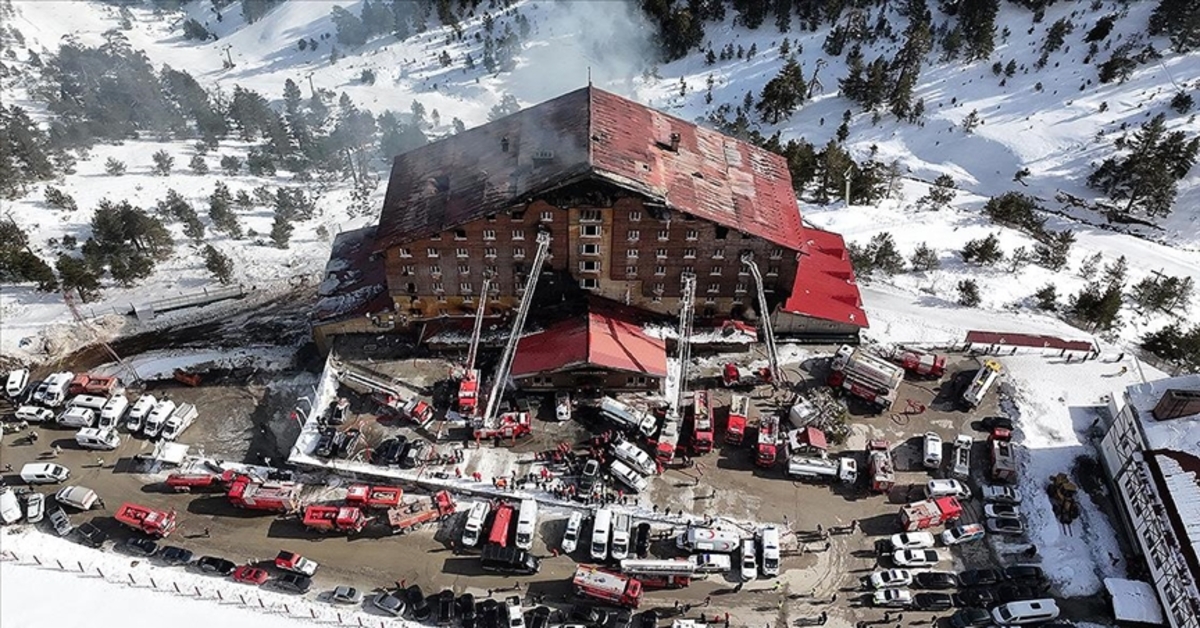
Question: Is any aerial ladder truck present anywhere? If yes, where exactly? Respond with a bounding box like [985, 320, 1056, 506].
[456, 274, 493, 418]
[742, 252, 787, 388]
[655, 272, 695, 463]
[474, 232, 551, 442]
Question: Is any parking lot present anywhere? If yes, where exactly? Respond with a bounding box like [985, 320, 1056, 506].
[1, 346, 1115, 627]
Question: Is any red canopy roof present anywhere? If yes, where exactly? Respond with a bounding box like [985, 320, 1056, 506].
[781, 227, 868, 328]
[511, 307, 667, 378]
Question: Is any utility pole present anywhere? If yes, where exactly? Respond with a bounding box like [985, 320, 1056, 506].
[221, 44, 234, 68]
[305, 71, 316, 98]
[843, 166, 853, 206]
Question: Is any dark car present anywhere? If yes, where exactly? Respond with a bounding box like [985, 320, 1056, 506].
[638, 610, 659, 628]
[980, 416, 1014, 431]
[313, 427, 337, 458]
[158, 546, 194, 565]
[950, 608, 993, 628]
[333, 428, 361, 458]
[436, 590, 457, 626]
[633, 523, 652, 558]
[1004, 565, 1049, 586]
[986, 517, 1026, 536]
[914, 593, 955, 611]
[123, 537, 159, 556]
[48, 507, 73, 537]
[75, 522, 108, 548]
[458, 592, 478, 628]
[608, 608, 634, 628]
[914, 571, 960, 590]
[570, 604, 611, 627]
[275, 573, 312, 593]
[373, 592, 407, 617]
[579, 459, 601, 492]
[480, 544, 541, 575]
[480, 599, 500, 628]
[401, 440, 430, 470]
[954, 588, 996, 608]
[527, 606, 551, 628]
[959, 568, 1005, 588]
[996, 584, 1039, 603]
[372, 437, 409, 466]
[197, 556, 237, 575]
[406, 584, 432, 621]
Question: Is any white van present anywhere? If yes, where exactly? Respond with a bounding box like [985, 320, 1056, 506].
[98, 395, 129, 429]
[58, 406, 96, 429]
[5, 368, 29, 398]
[20, 463, 70, 484]
[923, 432, 943, 469]
[144, 399, 177, 438]
[76, 427, 120, 450]
[591, 508, 613, 561]
[740, 539, 757, 581]
[689, 553, 733, 573]
[15, 406, 54, 423]
[759, 526, 781, 577]
[612, 439, 657, 476]
[926, 479, 972, 500]
[514, 498, 538, 550]
[462, 502, 490, 547]
[69, 394, 109, 412]
[677, 527, 741, 553]
[991, 599, 1060, 625]
[41, 372, 74, 407]
[126, 394, 156, 433]
[161, 402, 197, 440]
[0, 487, 22, 524]
[562, 511, 583, 554]
[609, 460, 649, 493]
[610, 513, 632, 560]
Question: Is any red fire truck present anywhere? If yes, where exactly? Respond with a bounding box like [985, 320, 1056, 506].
[756, 414, 781, 468]
[572, 565, 644, 608]
[889, 347, 947, 378]
[898, 497, 963, 531]
[691, 390, 714, 454]
[458, 370, 480, 417]
[828, 345, 905, 409]
[227, 478, 302, 514]
[990, 430, 1017, 483]
[114, 502, 177, 538]
[725, 394, 750, 446]
[386, 491, 456, 535]
[619, 559, 694, 590]
[473, 412, 532, 442]
[867, 441, 895, 493]
[164, 469, 242, 493]
[488, 502, 514, 547]
[302, 505, 370, 533]
[655, 414, 681, 463]
[346, 484, 404, 509]
[721, 363, 772, 388]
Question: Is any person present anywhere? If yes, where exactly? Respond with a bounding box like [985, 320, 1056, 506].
[52, 444, 61, 457]
[96, 457, 104, 467]
[2, 463, 11, 472]
[705, 596, 712, 607]
[30, 430, 39, 442]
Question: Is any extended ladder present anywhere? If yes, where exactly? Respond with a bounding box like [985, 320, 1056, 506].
[742, 253, 786, 387]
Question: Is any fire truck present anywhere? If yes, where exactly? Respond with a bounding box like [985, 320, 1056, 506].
[887, 347, 947, 378]
[619, 559, 694, 589]
[950, 434, 973, 480]
[384, 396, 434, 428]
[721, 363, 772, 388]
[691, 390, 714, 454]
[68, 373, 121, 396]
[962, 360, 1002, 408]
[473, 411, 532, 442]
[828, 345, 905, 409]
[488, 502, 514, 547]
[346, 484, 404, 509]
[302, 505, 370, 533]
[898, 497, 963, 532]
[867, 441, 896, 493]
[990, 430, 1017, 482]
[725, 394, 750, 446]
[756, 414, 781, 468]
[227, 478, 302, 514]
[572, 565, 644, 608]
[114, 502, 177, 538]
[655, 415, 681, 463]
[164, 469, 243, 493]
[458, 370, 481, 417]
[386, 491, 456, 534]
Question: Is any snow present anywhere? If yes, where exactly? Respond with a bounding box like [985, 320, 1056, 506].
[94, 347, 297, 381]
[1103, 577, 1166, 625]
[1123, 374, 1200, 451]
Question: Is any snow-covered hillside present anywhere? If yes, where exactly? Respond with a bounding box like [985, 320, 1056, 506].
[1, 0, 1198, 362]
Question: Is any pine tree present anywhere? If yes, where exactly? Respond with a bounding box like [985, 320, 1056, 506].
[189, 154, 209, 174]
[1035, 284, 1058, 311]
[208, 182, 243, 238]
[44, 186, 78, 212]
[957, 279, 982, 306]
[104, 157, 126, 176]
[331, 5, 369, 47]
[157, 189, 205, 241]
[1070, 282, 1124, 331]
[756, 57, 806, 124]
[56, 254, 101, 302]
[1078, 251, 1103, 279]
[1131, 275, 1194, 312]
[869, 232, 906, 275]
[203, 244, 234, 284]
[270, 205, 294, 248]
[1088, 113, 1200, 217]
[1149, 0, 1200, 52]
[909, 242, 941, 271]
[1102, 255, 1128, 290]
[1034, 229, 1075, 270]
[961, 233, 1004, 265]
[958, 0, 999, 60]
[220, 155, 241, 175]
[917, 175, 956, 210]
[152, 150, 174, 176]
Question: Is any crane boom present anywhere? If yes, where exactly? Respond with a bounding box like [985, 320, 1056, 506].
[674, 272, 697, 413]
[464, 275, 493, 373]
[482, 231, 551, 426]
[742, 253, 786, 386]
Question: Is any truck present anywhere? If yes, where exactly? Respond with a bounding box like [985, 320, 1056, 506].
[618, 559, 694, 589]
[990, 430, 1017, 483]
[473, 412, 532, 442]
[828, 345, 905, 409]
[691, 390, 714, 454]
[227, 478, 302, 513]
[68, 373, 121, 397]
[165, 469, 242, 493]
[275, 550, 319, 576]
[386, 491, 456, 535]
[962, 360, 1002, 408]
[950, 435, 973, 480]
[786, 455, 857, 483]
[867, 441, 896, 493]
[161, 402, 198, 441]
[385, 396, 434, 428]
[457, 369, 481, 417]
[346, 484, 404, 509]
[302, 505, 370, 533]
[725, 394, 750, 446]
[598, 397, 658, 438]
[721, 363, 771, 388]
[654, 414, 681, 463]
[756, 414, 780, 468]
[887, 347, 947, 378]
[39, 372, 74, 407]
[114, 502, 177, 538]
[898, 497, 963, 532]
[572, 565, 644, 608]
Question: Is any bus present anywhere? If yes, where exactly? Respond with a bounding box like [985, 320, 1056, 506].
[488, 502, 514, 547]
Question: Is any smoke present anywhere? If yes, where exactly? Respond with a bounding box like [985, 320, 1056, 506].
[504, 0, 656, 104]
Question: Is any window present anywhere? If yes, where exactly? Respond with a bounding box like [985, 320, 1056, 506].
[656, 248, 667, 259]
[707, 283, 720, 293]
[735, 282, 748, 293]
[657, 229, 669, 241]
[626, 249, 639, 259]
[512, 247, 525, 259]
[483, 229, 496, 240]
[715, 226, 729, 240]
[540, 210, 553, 222]
[626, 265, 638, 276]
[457, 263, 470, 274]
[686, 229, 699, 241]
[653, 282, 665, 295]
[579, 260, 600, 273]
[582, 224, 600, 238]
[654, 265, 666, 276]
[460, 282, 473, 293]
[511, 210, 525, 220]
[629, 211, 642, 221]
[398, 247, 412, 258]
[485, 247, 497, 258]
[432, 281, 444, 292]
[580, 209, 601, 222]
[429, 233, 442, 241]
[454, 229, 467, 240]
[581, 278, 599, 289]
[683, 248, 696, 259]
[739, 264, 750, 276]
[682, 213, 695, 221]
[767, 265, 779, 276]
[402, 265, 415, 276]
[682, 265, 694, 275]
[581, 243, 600, 256]
[437, 295, 447, 303]
[652, 295, 662, 303]
[710, 265, 723, 276]
[456, 248, 469, 258]
[429, 265, 442, 275]
[512, 229, 525, 241]
[426, 247, 440, 258]
[627, 230, 640, 242]
[712, 249, 725, 259]
[626, 376, 649, 386]
[486, 266, 497, 277]
[486, 214, 496, 222]
[438, 308, 448, 316]
[463, 295, 473, 304]
[770, 248, 783, 260]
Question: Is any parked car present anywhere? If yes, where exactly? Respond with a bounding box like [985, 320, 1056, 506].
[955, 588, 996, 608]
[75, 522, 107, 548]
[913, 571, 960, 590]
[873, 589, 914, 607]
[313, 427, 337, 458]
[579, 459, 601, 492]
[373, 592, 407, 617]
[562, 511, 583, 554]
[527, 606, 550, 628]
[2, 488, 26, 523]
[459, 594, 477, 628]
[570, 605, 611, 627]
[232, 565, 270, 585]
[401, 440, 431, 470]
[1004, 566, 1049, 587]
[275, 573, 312, 593]
[941, 523, 986, 546]
[123, 537, 159, 556]
[158, 546, 194, 565]
[48, 507, 73, 536]
[5, 368, 30, 398]
[980, 416, 1014, 431]
[869, 569, 914, 589]
[555, 391, 573, 421]
[950, 608, 994, 628]
[638, 611, 659, 628]
[436, 590, 458, 626]
[480, 599, 500, 628]
[54, 486, 99, 510]
[893, 549, 940, 567]
[984, 503, 1022, 519]
[997, 585, 1040, 603]
[889, 532, 936, 551]
[372, 436, 409, 466]
[608, 609, 634, 628]
[24, 492, 45, 523]
[981, 485, 1022, 504]
[197, 556, 237, 575]
[959, 569, 1005, 588]
[330, 585, 363, 604]
[986, 517, 1026, 536]
[634, 522, 652, 558]
[914, 593, 955, 611]
[925, 479, 972, 500]
[407, 584, 432, 621]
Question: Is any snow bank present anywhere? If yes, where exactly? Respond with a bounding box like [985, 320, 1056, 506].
[93, 347, 298, 381]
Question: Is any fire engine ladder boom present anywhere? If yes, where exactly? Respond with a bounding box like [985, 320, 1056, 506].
[482, 231, 551, 427]
[741, 253, 786, 387]
[673, 272, 697, 415]
[464, 275, 493, 374]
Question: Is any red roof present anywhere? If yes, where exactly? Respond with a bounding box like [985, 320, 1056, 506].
[376, 86, 803, 251]
[781, 228, 868, 328]
[511, 307, 667, 378]
[964, 331, 1094, 352]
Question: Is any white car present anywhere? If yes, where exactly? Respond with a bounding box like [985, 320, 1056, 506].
[984, 503, 1021, 519]
[24, 492, 45, 523]
[608, 460, 649, 493]
[925, 479, 972, 500]
[893, 549, 941, 567]
[555, 391, 572, 421]
[873, 589, 914, 607]
[126, 394, 157, 433]
[890, 532, 936, 550]
[740, 539, 757, 582]
[941, 523, 986, 545]
[0, 487, 22, 524]
[561, 511, 583, 554]
[982, 485, 1022, 504]
[869, 569, 913, 589]
[54, 486, 99, 511]
[5, 368, 29, 398]
[461, 501, 490, 547]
